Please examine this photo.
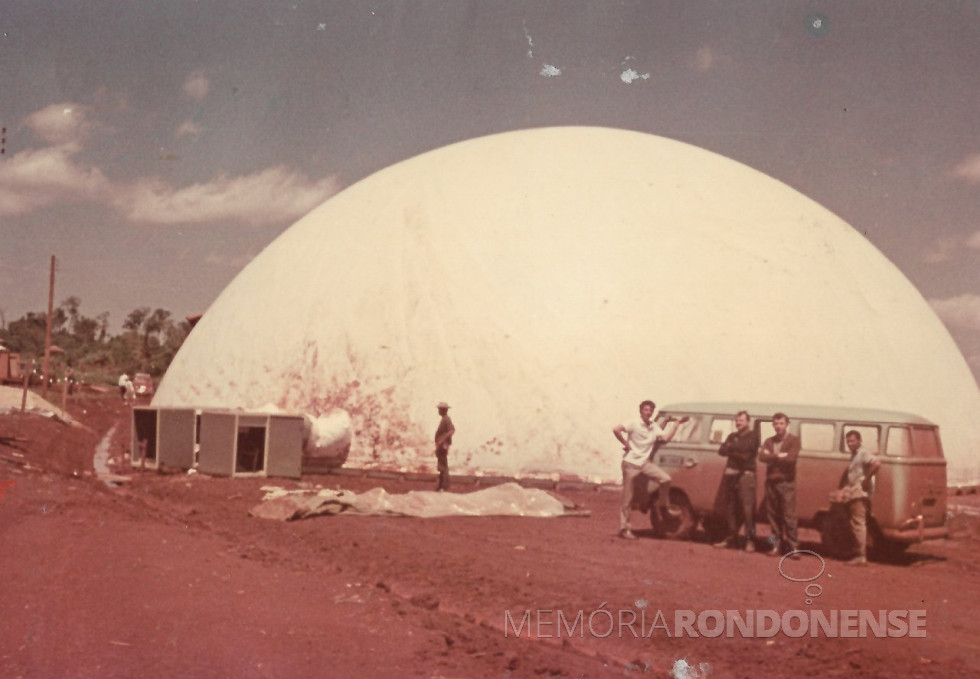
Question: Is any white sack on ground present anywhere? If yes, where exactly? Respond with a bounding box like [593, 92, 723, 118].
[250, 482, 568, 521]
[154, 127, 980, 484]
[304, 409, 352, 465]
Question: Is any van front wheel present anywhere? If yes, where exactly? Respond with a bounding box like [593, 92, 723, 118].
[650, 494, 695, 540]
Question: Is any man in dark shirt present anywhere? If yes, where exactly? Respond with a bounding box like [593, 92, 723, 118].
[713, 410, 760, 551]
[434, 402, 455, 492]
[758, 412, 801, 556]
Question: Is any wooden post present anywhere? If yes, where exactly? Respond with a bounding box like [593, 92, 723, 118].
[42, 255, 56, 400]
[14, 369, 30, 439]
[19, 368, 29, 413]
[60, 375, 68, 414]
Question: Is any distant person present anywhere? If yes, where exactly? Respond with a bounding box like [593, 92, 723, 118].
[434, 402, 455, 491]
[758, 412, 801, 557]
[123, 377, 136, 405]
[612, 400, 689, 540]
[713, 410, 760, 552]
[118, 373, 130, 401]
[836, 430, 881, 566]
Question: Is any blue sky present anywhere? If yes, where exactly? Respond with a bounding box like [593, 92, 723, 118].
[1, 1, 979, 382]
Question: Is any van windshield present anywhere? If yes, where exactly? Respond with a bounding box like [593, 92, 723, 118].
[656, 414, 702, 443]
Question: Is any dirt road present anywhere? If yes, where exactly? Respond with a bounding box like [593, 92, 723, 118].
[1, 394, 978, 678]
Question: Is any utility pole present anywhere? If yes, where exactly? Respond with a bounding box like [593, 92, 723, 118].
[42, 255, 55, 399]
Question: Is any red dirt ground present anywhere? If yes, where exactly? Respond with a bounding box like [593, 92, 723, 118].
[1, 393, 979, 678]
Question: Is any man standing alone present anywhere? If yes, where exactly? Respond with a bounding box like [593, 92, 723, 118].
[713, 411, 760, 551]
[434, 402, 455, 492]
[758, 412, 801, 556]
[612, 400, 688, 540]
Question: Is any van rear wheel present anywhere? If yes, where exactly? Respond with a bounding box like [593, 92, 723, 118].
[867, 521, 910, 561]
[650, 494, 695, 540]
[818, 507, 853, 558]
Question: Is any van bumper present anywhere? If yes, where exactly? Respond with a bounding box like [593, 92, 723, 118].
[880, 523, 947, 544]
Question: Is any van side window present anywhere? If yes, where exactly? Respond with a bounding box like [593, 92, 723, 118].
[756, 419, 775, 443]
[800, 422, 835, 451]
[910, 427, 943, 459]
[842, 424, 880, 454]
[710, 418, 734, 444]
[886, 426, 912, 457]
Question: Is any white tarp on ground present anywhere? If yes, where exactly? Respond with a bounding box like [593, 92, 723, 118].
[0, 385, 79, 426]
[154, 127, 980, 484]
[250, 482, 571, 521]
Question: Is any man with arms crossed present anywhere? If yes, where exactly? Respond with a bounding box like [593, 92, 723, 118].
[612, 400, 689, 540]
[713, 410, 761, 552]
[758, 412, 801, 557]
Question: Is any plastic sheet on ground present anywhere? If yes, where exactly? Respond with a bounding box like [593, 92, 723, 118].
[0, 386, 79, 426]
[249, 482, 577, 521]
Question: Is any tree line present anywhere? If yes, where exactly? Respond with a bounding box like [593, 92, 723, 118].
[0, 296, 190, 382]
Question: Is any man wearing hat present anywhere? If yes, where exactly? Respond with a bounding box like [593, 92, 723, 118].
[434, 402, 455, 491]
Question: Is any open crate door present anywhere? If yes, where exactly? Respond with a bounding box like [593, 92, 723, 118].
[157, 408, 196, 470]
[198, 412, 237, 476]
[266, 415, 303, 479]
[131, 406, 158, 468]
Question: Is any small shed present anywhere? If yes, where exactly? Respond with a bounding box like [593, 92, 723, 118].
[196, 410, 304, 479]
[131, 406, 197, 470]
[131, 407, 304, 479]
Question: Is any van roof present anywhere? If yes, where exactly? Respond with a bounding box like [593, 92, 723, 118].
[661, 402, 937, 427]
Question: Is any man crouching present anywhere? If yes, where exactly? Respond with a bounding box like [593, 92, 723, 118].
[612, 400, 689, 540]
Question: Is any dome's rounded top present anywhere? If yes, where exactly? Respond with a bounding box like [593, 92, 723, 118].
[155, 127, 980, 484]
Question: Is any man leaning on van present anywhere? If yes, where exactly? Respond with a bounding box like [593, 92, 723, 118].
[835, 430, 882, 567]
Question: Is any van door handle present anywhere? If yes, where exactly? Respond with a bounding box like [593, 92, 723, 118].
[684, 458, 698, 468]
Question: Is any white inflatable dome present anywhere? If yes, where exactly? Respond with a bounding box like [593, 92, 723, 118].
[153, 127, 980, 484]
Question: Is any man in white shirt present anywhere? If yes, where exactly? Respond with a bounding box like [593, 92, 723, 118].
[612, 400, 689, 539]
[840, 430, 881, 566]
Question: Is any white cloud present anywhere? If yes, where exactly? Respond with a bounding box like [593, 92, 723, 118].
[951, 154, 980, 183]
[929, 294, 980, 330]
[539, 64, 561, 77]
[0, 145, 109, 216]
[122, 166, 341, 226]
[176, 120, 204, 138]
[924, 235, 961, 263]
[24, 103, 92, 146]
[620, 68, 650, 84]
[923, 230, 980, 263]
[5, 103, 341, 227]
[182, 71, 210, 101]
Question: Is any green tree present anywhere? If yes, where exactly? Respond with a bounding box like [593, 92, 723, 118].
[1, 300, 186, 385]
[4, 312, 48, 355]
[60, 296, 81, 333]
[123, 307, 173, 372]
